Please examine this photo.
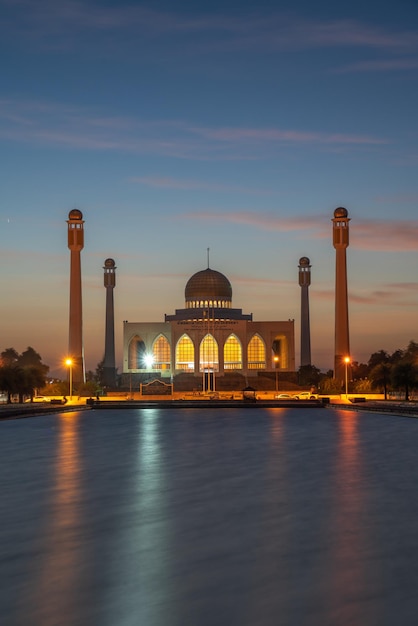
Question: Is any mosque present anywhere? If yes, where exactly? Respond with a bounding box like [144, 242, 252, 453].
[122, 265, 295, 390]
[67, 207, 352, 392]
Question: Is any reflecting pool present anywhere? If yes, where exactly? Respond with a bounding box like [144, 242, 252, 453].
[1, 407, 418, 626]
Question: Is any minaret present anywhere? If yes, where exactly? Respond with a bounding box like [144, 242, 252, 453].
[298, 257, 311, 367]
[332, 207, 350, 385]
[67, 209, 85, 384]
[103, 258, 116, 388]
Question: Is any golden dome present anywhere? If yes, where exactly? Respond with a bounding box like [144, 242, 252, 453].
[185, 268, 232, 302]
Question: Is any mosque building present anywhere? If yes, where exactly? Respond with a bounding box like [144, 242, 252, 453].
[122, 265, 295, 390]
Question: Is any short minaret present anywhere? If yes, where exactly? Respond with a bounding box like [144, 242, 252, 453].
[103, 258, 116, 388]
[67, 209, 85, 384]
[332, 207, 350, 385]
[298, 257, 311, 367]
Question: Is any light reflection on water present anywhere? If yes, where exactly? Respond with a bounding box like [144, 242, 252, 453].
[2, 407, 418, 626]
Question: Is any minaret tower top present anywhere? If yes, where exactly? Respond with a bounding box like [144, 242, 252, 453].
[104, 258, 116, 288]
[332, 207, 350, 248]
[67, 209, 84, 251]
[298, 257, 311, 287]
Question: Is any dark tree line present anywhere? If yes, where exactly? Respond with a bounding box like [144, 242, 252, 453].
[0, 347, 49, 403]
[298, 340, 418, 400]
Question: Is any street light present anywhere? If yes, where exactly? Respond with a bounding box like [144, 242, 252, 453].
[65, 358, 73, 401]
[344, 356, 350, 396]
[274, 356, 279, 392]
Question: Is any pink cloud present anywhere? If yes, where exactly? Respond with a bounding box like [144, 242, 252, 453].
[0, 98, 387, 159]
[182, 211, 418, 252]
[190, 126, 387, 146]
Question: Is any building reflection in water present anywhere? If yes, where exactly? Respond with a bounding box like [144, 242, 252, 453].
[322, 409, 378, 624]
[18, 414, 84, 626]
[101, 409, 170, 626]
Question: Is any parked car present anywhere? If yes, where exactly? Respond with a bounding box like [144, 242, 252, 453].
[293, 392, 318, 400]
[275, 393, 297, 400]
[24, 396, 50, 403]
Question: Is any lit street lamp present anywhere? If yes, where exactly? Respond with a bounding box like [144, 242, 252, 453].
[65, 358, 73, 401]
[344, 356, 350, 396]
[274, 356, 279, 392]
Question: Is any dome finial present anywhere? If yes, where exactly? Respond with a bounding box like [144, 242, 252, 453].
[207, 247, 210, 269]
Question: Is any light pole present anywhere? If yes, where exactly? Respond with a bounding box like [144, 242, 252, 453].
[274, 356, 279, 392]
[344, 356, 350, 396]
[65, 358, 73, 401]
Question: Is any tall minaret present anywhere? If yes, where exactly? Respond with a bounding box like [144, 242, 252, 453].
[332, 207, 350, 385]
[103, 258, 116, 388]
[298, 257, 311, 367]
[67, 209, 85, 384]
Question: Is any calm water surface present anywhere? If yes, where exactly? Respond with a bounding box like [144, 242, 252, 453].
[1, 407, 418, 626]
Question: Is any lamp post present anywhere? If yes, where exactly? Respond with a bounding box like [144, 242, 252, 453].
[274, 356, 279, 392]
[65, 358, 73, 401]
[344, 356, 350, 396]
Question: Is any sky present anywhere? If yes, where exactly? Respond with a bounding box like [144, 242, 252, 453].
[1, 0, 418, 377]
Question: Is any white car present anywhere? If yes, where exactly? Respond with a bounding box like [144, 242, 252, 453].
[275, 393, 297, 400]
[24, 396, 50, 403]
[293, 392, 318, 400]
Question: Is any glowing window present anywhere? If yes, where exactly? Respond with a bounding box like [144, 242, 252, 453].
[128, 336, 146, 369]
[152, 335, 171, 370]
[176, 335, 195, 371]
[224, 334, 242, 370]
[248, 335, 266, 369]
[200, 334, 219, 372]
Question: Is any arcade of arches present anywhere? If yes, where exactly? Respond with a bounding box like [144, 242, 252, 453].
[123, 265, 295, 384]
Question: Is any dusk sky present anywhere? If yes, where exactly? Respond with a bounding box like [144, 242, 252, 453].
[1, 0, 418, 377]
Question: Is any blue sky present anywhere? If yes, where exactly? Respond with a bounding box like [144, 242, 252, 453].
[1, 0, 418, 376]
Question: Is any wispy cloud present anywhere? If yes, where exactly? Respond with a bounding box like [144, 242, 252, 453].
[190, 126, 387, 146]
[182, 210, 418, 252]
[333, 58, 418, 74]
[129, 175, 271, 194]
[0, 99, 387, 159]
[2, 1, 417, 59]
[352, 219, 418, 251]
[314, 283, 418, 307]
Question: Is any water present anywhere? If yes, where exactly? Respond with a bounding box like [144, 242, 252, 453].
[1, 407, 418, 626]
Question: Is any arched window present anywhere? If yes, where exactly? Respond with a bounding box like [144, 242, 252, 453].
[152, 335, 171, 370]
[176, 335, 194, 371]
[200, 334, 219, 372]
[128, 335, 146, 369]
[248, 334, 266, 369]
[224, 334, 242, 370]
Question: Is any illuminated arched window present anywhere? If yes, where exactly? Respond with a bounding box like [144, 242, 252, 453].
[200, 334, 219, 372]
[248, 334, 266, 369]
[176, 335, 194, 371]
[224, 334, 242, 370]
[128, 335, 146, 369]
[152, 335, 171, 370]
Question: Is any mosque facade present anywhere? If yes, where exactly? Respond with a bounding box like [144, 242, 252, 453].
[122, 267, 295, 388]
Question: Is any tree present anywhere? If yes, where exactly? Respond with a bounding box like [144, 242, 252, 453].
[18, 347, 49, 376]
[0, 366, 21, 403]
[351, 361, 369, 380]
[95, 358, 105, 387]
[369, 362, 392, 400]
[319, 376, 342, 394]
[298, 364, 321, 388]
[391, 361, 418, 402]
[403, 341, 418, 363]
[368, 350, 389, 370]
[0, 348, 19, 368]
[0, 346, 49, 402]
[352, 378, 372, 393]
